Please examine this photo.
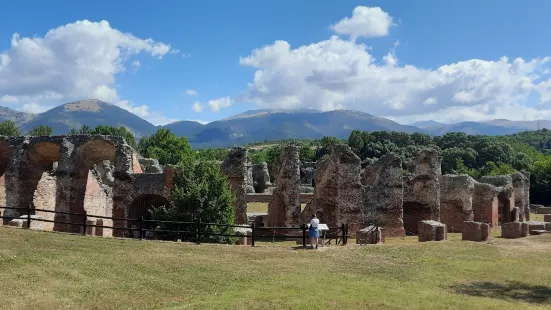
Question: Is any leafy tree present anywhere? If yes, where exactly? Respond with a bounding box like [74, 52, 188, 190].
[27, 125, 53, 136]
[149, 161, 236, 243]
[91, 125, 137, 148]
[348, 130, 364, 154]
[0, 120, 21, 136]
[138, 128, 194, 166]
[530, 157, 551, 205]
[299, 143, 316, 162]
[195, 148, 230, 161]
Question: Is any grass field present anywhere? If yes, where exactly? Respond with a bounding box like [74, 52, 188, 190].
[1, 220, 551, 310]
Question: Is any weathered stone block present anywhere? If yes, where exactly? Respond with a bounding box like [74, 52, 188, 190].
[269, 145, 301, 227]
[536, 207, 551, 214]
[521, 222, 530, 237]
[512, 207, 520, 222]
[234, 227, 252, 245]
[418, 220, 447, 242]
[527, 221, 547, 231]
[544, 215, 551, 222]
[502, 222, 523, 239]
[355, 226, 384, 245]
[546, 222, 551, 231]
[462, 221, 490, 242]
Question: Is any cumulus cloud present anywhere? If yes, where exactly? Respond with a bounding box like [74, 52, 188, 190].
[239, 31, 551, 122]
[208, 97, 234, 112]
[192, 101, 203, 112]
[186, 89, 198, 96]
[331, 6, 395, 39]
[0, 19, 176, 123]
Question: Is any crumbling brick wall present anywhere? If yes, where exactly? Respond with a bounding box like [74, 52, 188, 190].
[403, 150, 442, 234]
[440, 174, 475, 232]
[221, 147, 249, 225]
[300, 145, 362, 232]
[360, 153, 404, 238]
[472, 183, 499, 227]
[269, 145, 301, 227]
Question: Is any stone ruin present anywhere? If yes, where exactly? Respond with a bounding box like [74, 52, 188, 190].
[1, 135, 542, 245]
[300, 145, 362, 232]
[402, 149, 442, 234]
[221, 147, 249, 225]
[0, 135, 171, 237]
[361, 153, 404, 238]
[300, 162, 316, 187]
[267, 145, 301, 227]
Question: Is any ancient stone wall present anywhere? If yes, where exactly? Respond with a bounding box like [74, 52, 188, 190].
[268, 145, 301, 227]
[0, 135, 170, 236]
[479, 175, 515, 224]
[511, 172, 530, 221]
[221, 147, 249, 225]
[300, 162, 316, 187]
[472, 183, 499, 227]
[440, 174, 475, 232]
[300, 145, 362, 232]
[402, 150, 442, 234]
[360, 153, 404, 238]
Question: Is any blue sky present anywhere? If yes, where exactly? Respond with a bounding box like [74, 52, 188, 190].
[1, 1, 551, 125]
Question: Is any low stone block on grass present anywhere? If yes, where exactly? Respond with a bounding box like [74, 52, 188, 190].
[462, 221, 490, 242]
[356, 226, 384, 245]
[234, 227, 252, 245]
[544, 215, 551, 222]
[528, 221, 547, 231]
[502, 222, 526, 239]
[418, 220, 447, 242]
[6, 215, 46, 230]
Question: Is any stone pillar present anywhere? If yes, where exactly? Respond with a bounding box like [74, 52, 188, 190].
[360, 153, 404, 238]
[300, 145, 362, 232]
[462, 221, 490, 242]
[472, 183, 499, 227]
[440, 175, 475, 232]
[221, 147, 249, 225]
[403, 150, 442, 234]
[268, 145, 301, 227]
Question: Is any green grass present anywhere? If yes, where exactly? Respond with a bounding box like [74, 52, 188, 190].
[1, 225, 551, 310]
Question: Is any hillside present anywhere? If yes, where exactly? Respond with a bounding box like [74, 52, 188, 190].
[21, 99, 156, 137]
[423, 121, 527, 136]
[0, 106, 35, 126]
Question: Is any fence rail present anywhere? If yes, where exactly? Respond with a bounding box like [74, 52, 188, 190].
[0, 205, 348, 247]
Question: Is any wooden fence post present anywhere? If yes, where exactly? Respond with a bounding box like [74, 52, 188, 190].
[302, 223, 307, 247]
[82, 214, 87, 235]
[341, 223, 346, 245]
[139, 216, 144, 240]
[26, 204, 32, 229]
[251, 222, 255, 247]
[195, 218, 201, 244]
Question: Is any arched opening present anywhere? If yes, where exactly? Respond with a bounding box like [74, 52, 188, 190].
[69, 140, 117, 233]
[19, 142, 60, 229]
[0, 140, 12, 221]
[127, 194, 170, 238]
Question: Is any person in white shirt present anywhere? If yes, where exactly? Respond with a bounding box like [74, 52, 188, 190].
[309, 214, 320, 249]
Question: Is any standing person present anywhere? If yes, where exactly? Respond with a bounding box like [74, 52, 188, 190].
[309, 214, 320, 249]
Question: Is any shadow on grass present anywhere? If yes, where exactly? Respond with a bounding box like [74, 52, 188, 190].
[451, 281, 551, 304]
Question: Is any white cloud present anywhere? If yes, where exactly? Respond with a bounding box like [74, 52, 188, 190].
[21, 102, 53, 113]
[208, 96, 234, 112]
[0, 19, 176, 123]
[0, 95, 18, 104]
[192, 101, 203, 112]
[239, 33, 551, 122]
[186, 89, 198, 96]
[182, 53, 191, 58]
[131, 60, 141, 72]
[331, 6, 394, 39]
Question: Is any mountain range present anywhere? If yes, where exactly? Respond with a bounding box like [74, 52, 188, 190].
[1, 99, 549, 148]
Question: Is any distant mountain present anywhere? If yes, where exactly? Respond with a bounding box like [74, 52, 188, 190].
[21, 99, 156, 137]
[161, 120, 204, 138]
[1, 99, 549, 148]
[423, 121, 526, 136]
[0, 106, 35, 127]
[185, 109, 423, 148]
[484, 119, 551, 130]
[410, 120, 444, 128]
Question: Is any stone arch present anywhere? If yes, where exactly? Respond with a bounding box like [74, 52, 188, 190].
[19, 142, 60, 228]
[68, 140, 117, 233]
[0, 140, 12, 218]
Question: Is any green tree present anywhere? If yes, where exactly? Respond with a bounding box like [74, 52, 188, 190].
[348, 130, 364, 155]
[0, 120, 21, 136]
[92, 125, 137, 148]
[138, 128, 194, 166]
[27, 125, 53, 136]
[299, 144, 316, 162]
[149, 161, 236, 243]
